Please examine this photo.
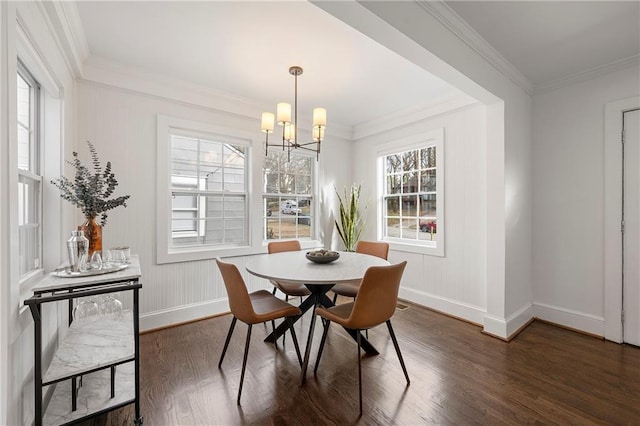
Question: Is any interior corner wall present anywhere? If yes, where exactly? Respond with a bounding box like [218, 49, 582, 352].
[532, 64, 640, 336]
[319, 0, 533, 339]
[353, 103, 488, 324]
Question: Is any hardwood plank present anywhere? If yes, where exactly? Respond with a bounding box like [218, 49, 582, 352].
[80, 301, 640, 425]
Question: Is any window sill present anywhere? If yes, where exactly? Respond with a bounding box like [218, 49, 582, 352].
[20, 268, 44, 306]
[386, 240, 444, 257]
[159, 245, 254, 264]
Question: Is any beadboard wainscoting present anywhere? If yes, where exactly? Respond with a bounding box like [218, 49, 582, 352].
[357, 104, 490, 326]
[75, 77, 353, 332]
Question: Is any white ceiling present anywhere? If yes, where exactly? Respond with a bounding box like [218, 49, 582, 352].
[74, 1, 640, 128]
[75, 1, 459, 128]
[446, 1, 640, 85]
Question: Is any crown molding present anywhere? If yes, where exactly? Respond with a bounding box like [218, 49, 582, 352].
[352, 92, 478, 140]
[535, 54, 640, 94]
[38, 0, 89, 78]
[416, 0, 534, 96]
[80, 56, 354, 141]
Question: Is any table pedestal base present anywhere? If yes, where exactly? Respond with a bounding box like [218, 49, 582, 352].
[263, 283, 379, 383]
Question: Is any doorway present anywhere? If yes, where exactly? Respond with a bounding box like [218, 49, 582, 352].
[623, 108, 640, 345]
[604, 97, 640, 343]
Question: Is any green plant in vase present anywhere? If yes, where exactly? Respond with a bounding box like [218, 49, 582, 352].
[335, 184, 365, 252]
[51, 141, 130, 255]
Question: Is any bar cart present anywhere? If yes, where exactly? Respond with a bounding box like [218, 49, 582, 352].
[24, 255, 143, 426]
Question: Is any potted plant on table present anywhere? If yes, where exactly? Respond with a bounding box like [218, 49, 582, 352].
[51, 141, 130, 256]
[335, 184, 365, 252]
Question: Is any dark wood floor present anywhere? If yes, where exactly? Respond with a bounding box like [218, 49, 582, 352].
[84, 300, 640, 425]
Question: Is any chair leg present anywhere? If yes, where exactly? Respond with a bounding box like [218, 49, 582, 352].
[357, 330, 363, 416]
[272, 320, 277, 349]
[237, 324, 252, 405]
[287, 317, 303, 366]
[272, 287, 277, 295]
[314, 319, 331, 374]
[386, 320, 410, 384]
[219, 317, 237, 368]
[332, 293, 338, 304]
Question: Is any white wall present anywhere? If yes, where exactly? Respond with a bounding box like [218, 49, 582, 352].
[75, 70, 352, 330]
[318, 1, 533, 338]
[0, 2, 76, 424]
[354, 103, 487, 323]
[532, 65, 640, 336]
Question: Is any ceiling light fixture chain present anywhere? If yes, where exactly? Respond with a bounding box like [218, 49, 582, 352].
[261, 65, 326, 161]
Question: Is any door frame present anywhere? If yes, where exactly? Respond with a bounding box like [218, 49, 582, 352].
[604, 96, 640, 343]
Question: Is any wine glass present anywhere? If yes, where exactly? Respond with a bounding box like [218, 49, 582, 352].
[99, 293, 123, 319]
[73, 299, 99, 321]
[90, 251, 103, 270]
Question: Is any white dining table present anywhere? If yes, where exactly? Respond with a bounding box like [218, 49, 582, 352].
[245, 250, 390, 382]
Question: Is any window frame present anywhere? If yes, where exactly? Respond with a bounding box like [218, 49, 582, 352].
[377, 128, 445, 256]
[262, 148, 317, 242]
[13, 18, 64, 309]
[16, 59, 44, 293]
[157, 115, 255, 264]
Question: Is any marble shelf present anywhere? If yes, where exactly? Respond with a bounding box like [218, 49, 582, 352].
[26, 255, 143, 425]
[33, 255, 141, 294]
[44, 362, 135, 426]
[43, 312, 134, 384]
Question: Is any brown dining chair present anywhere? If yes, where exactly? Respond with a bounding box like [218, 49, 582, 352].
[332, 240, 390, 303]
[216, 258, 303, 405]
[267, 240, 311, 300]
[314, 261, 409, 415]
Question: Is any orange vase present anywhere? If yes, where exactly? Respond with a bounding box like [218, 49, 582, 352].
[79, 217, 102, 257]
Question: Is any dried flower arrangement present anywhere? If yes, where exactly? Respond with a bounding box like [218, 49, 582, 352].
[51, 141, 130, 226]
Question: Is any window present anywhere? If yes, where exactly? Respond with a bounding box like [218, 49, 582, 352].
[170, 134, 248, 248]
[379, 129, 444, 255]
[17, 61, 42, 279]
[263, 150, 314, 240]
[157, 116, 253, 263]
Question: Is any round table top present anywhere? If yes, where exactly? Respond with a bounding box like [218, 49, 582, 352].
[245, 251, 390, 284]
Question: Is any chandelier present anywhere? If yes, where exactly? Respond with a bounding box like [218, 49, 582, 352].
[261, 66, 326, 161]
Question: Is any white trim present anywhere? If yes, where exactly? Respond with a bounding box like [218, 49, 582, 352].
[536, 55, 640, 94]
[353, 92, 477, 140]
[505, 303, 533, 338]
[416, 0, 534, 96]
[377, 128, 445, 257]
[81, 56, 355, 141]
[0, 3, 11, 424]
[483, 314, 507, 339]
[15, 17, 60, 97]
[483, 304, 533, 340]
[37, 1, 87, 78]
[534, 303, 605, 338]
[140, 298, 230, 332]
[398, 286, 485, 325]
[156, 114, 257, 264]
[604, 96, 640, 343]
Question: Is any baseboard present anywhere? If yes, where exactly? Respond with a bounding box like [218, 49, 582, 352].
[533, 303, 605, 338]
[483, 304, 534, 341]
[398, 287, 485, 325]
[140, 298, 229, 332]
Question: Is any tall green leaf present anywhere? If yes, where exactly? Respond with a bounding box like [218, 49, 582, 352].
[334, 184, 365, 251]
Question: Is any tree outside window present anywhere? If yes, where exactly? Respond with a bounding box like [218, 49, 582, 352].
[263, 150, 314, 240]
[383, 145, 438, 243]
